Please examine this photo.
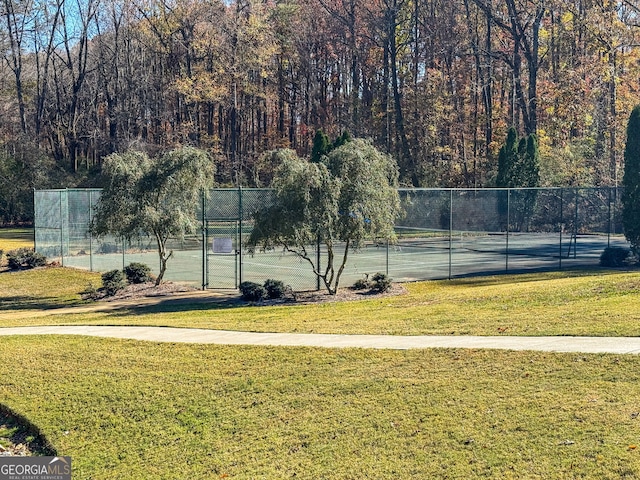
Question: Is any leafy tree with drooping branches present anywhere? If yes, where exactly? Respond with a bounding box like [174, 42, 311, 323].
[622, 105, 640, 253]
[248, 138, 400, 295]
[91, 147, 215, 285]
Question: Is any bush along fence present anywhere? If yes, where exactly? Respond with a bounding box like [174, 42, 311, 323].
[34, 187, 629, 291]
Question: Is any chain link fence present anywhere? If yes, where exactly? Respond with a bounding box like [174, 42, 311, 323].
[34, 187, 628, 290]
[394, 188, 624, 280]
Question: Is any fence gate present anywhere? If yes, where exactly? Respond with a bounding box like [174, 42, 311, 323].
[205, 220, 240, 289]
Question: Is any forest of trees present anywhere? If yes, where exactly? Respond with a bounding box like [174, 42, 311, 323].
[0, 0, 639, 223]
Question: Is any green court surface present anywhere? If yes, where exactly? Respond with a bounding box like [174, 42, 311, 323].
[59, 232, 628, 290]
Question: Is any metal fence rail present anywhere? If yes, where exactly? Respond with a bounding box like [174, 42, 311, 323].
[34, 187, 628, 290]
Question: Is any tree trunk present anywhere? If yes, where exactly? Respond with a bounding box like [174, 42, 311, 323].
[3, 0, 27, 134]
[155, 234, 173, 286]
[484, 0, 493, 152]
[388, 0, 414, 184]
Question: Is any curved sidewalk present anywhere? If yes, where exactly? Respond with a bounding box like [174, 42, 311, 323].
[1, 325, 640, 354]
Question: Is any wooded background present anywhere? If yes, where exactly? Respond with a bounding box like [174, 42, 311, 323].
[0, 0, 639, 223]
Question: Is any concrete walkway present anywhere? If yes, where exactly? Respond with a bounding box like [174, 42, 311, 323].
[1, 325, 640, 354]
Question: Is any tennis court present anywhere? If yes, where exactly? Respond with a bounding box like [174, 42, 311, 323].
[58, 230, 627, 291]
[36, 187, 629, 291]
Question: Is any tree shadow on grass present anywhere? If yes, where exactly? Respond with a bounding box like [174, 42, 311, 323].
[107, 295, 248, 317]
[444, 266, 640, 289]
[0, 296, 86, 312]
[0, 404, 57, 456]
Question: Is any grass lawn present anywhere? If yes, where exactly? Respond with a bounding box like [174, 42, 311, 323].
[0, 267, 101, 311]
[1, 336, 640, 479]
[0, 227, 33, 252]
[2, 267, 640, 337]
[2, 238, 640, 477]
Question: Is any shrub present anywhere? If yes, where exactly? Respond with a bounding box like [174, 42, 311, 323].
[239, 281, 267, 301]
[351, 278, 370, 290]
[97, 242, 118, 254]
[124, 262, 152, 284]
[370, 272, 392, 293]
[101, 269, 126, 296]
[263, 279, 286, 299]
[600, 246, 633, 267]
[623, 105, 640, 252]
[25, 249, 47, 268]
[6, 248, 47, 270]
[81, 282, 100, 301]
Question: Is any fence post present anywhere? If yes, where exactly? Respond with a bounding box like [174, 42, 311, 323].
[573, 188, 579, 259]
[201, 189, 206, 290]
[316, 235, 321, 291]
[59, 190, 64, 267]
[32, 189, 37, 252]
[506, 189, 510, 273]
[608, 187, 612, 247]
[238, 186, 243, 288]
[89, 190, 94, 272]
[386, 238, 389, 276]
[559, 189, 563, 270]
[449, 189, 453, 279]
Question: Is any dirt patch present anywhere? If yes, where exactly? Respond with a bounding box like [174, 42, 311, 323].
[282, 284, 407, 305]
[91, 281, 407, 307]
[0, 407, 56, 457]
[96, 281, 199, 302]
[0, 435, 30, 456]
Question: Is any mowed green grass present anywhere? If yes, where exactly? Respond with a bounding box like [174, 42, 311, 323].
[2, 266, 640, 337]
[2, 336, 640, 479]
[0, 267, 101, 310]
[3, 226, 640, 478]
[0, 228, 101, 310]
[2, 227, 640, 337]
[0, 227, 33, 252]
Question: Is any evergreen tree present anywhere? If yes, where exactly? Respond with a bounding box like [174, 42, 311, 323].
[496, 127, 539, 188]
[496, 127, 519, 188]
[521, 134, 541, 187]
[496, 127, 540, 231]
[333, 130, 352, 150]
[311, 130, 331, 163]
[622, 105, 640, 252]
[311, 129, 352, 165]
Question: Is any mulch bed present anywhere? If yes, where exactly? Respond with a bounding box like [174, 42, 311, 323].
[95, 281, 407, 305]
